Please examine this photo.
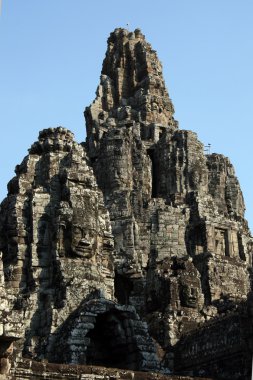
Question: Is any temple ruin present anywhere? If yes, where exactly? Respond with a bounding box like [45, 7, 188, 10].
[0, 28, 252, 380]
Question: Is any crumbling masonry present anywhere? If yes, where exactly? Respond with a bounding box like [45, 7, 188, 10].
[0, 28, 252, 380]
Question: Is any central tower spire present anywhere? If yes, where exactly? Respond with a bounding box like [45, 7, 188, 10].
[85, 28, 177, 145]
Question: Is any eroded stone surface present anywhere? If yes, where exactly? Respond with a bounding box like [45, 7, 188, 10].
[9, 359, 212, 380]
[85, 28, 253, 379]
[0, 126, 160, 375]
[0, 127, 115, 357]
[0, 28, 252, 380]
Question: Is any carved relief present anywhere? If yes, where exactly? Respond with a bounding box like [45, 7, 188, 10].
[180, 284, 199, 309]
[0, 27, 252, 380]
[71, 225, 95, 258]
[214, 228, 229, 256]
[172, 258, 204, 310]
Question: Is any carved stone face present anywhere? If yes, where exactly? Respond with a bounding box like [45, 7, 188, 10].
[151, 102, 158, 111]
[180, 284, 198, 308]
[71, 225, 95, 258]
[103, 231, 114, 251]
[117, 106, 131, 121]
[57, 197, 104, 259]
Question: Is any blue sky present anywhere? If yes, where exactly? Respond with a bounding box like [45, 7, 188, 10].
[0, 1, 252, 231]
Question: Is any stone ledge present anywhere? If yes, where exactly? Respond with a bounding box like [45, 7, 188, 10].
[10, 360, 213, 380]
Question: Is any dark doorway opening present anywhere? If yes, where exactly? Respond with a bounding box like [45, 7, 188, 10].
[147, 149, 158, 198]
[114, 272, 133, 305]
[86, 311, 136, 369]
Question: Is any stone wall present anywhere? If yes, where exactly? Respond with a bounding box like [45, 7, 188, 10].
[0, 127, 162, 375]
[84, 28, 253, 379]
[0, 127, 115, 363]
[0, 28, 252, 380]
[9, 359, 212, 380]
[174, 307, 252, 380]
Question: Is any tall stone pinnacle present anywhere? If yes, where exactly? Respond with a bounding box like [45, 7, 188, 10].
[0, 28, 252, 380]
[85, 28, 177, 142]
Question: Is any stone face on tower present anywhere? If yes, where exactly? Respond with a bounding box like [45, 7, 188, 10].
[0, 128, 114, 357]
[0, 28, 252, 380]
[0, 127, 159, 375]
[85, 28, 253, 379]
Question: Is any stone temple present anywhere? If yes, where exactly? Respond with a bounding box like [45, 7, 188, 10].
[0, 28, 252, 380]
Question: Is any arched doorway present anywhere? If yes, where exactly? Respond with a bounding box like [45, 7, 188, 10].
[86, 310, 136, 369]
[47, 300, 159, 371]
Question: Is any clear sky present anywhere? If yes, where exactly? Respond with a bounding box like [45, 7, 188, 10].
[0, 1, 252, 231]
